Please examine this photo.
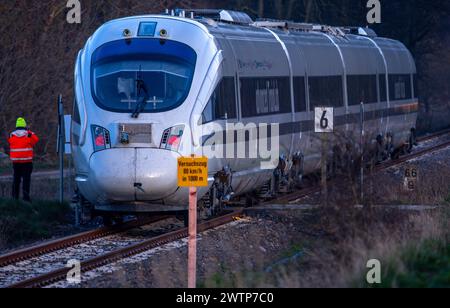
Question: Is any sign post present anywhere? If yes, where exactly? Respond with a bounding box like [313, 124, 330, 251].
[178, 156, 208, 289]
[360, 102, 365, 204]
[404, 166, 419, 192]
[57, 95, 65, 204]
[315, 107, 334, 205]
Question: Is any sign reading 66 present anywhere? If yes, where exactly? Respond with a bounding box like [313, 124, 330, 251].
[404, 166, 419, 191]
[315, 107, 334, 133]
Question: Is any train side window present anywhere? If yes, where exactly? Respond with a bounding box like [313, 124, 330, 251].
[201, 77, 237, 124]
[347, 75, 378, 105]
[379, 74, 387, 102]
[72, 97, 81, 146]
[308, 76, 343, 109]
[294, 77, 307, 112]
[73, 98, 81, 125]
[389, 74, 412, 101]
[240, 77, 291, 118]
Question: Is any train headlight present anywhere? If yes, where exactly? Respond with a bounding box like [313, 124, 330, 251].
[92, 125, 111, 152]
[160, 125, 184, 152]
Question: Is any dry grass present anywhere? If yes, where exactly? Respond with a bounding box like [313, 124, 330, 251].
[73, 149, 450, 288]
[0, 176, 74, 201]
[199, 155, 450, 288]
[78, 203, 448, 288]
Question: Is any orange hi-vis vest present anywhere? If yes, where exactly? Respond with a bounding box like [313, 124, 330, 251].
[8, 129, 39, 164]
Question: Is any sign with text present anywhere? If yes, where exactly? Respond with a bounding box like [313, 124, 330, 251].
[178, 157, 209, 187]
[404, 166, 419, 191]
[315, 107, 334, 133]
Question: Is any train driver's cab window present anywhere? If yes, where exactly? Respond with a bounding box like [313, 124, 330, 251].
[91, 39, 197, 113]
[202, 78, 237, 124]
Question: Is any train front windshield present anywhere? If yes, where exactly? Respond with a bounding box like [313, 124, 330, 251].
[91, 39, 197, 113]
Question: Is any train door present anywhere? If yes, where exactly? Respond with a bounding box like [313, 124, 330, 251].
[290, 35, 311, 174]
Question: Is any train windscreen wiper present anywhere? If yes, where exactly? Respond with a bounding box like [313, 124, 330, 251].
[131, 69, 150, 119]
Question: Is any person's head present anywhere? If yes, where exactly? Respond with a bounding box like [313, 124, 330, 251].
[16, 117, 27, 129]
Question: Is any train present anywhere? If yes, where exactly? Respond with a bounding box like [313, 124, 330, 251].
[71, 9, 418, 221]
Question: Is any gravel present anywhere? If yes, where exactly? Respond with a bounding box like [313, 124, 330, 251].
[59, 214, 311, 288]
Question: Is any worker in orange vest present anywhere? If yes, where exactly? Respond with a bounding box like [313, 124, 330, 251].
[7, 118, 39, 202]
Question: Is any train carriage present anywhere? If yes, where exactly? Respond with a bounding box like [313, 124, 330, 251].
[71, 9, 418, 218]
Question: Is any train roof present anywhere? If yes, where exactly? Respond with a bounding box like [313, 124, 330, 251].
[98, 9, 407, 48]
[161, 9, 407, 49]
[85, 10, 415, 75]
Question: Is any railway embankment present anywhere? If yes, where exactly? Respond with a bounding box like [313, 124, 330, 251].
[73, 146, 450, 288]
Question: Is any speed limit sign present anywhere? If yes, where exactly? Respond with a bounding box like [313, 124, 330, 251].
[315, 107, 334, 133]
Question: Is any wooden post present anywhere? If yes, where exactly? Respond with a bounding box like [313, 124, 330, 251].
[188, 178, 198, 288]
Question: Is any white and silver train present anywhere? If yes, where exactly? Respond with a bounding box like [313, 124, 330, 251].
[72, 9, 418, 217]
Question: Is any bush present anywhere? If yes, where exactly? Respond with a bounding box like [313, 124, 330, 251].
[0, 199, 71, 247]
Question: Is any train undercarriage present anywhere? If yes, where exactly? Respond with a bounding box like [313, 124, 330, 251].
[72, 128, 417, 227]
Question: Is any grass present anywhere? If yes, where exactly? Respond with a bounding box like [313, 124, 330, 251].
[0, 199, 71, 248]
[0, 158, 72, 176]
[201, 243, 307, 288]
[360, 239, 450, 288]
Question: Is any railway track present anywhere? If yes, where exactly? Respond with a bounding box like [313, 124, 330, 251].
[0, 216, 170, 268]
[1, 130, 449, 288]
[2, 209, 243, 288]
[265, 130, 450, 204]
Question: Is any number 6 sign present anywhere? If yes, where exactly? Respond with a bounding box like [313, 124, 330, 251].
[315, 107, 334, 133]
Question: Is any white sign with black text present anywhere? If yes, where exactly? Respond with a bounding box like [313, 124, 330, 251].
[315, 107, 334, 133]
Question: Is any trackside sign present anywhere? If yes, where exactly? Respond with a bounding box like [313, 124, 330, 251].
[178, 157, 209, 187]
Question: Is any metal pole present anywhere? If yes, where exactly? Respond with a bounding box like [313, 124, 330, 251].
[188, 185, 198, 288]
[58, 95, 64, 204]
[321, 133, 328, 205]
[360, 102, 365, 204]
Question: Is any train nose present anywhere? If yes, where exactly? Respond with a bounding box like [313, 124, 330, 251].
[89, 148, 180, 202]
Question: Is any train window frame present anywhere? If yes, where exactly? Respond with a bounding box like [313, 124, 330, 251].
[308, 75, 344, 109]
[389, 74, 412, 101]
[240, 77, 291, 118]
[73, 97, 81, 125]
[90, 38, 197, 114]
[294, 76, 307, 112]
[72, 97, 81, 146]
[201, 77, 237, 125]
[347, 75, 378, 106]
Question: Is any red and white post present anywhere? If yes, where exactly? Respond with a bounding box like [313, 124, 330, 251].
[188, 185, 198, 289]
